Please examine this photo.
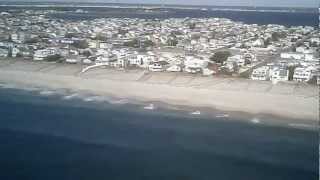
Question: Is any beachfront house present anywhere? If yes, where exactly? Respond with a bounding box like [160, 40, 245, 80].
[137, 54, 156, 69]
[293, 67, 315, 82]
[149, 62, 164, 72]
[127, 54, 140, 67]
[166, 65, 182, 72]
[252, 38, 265, 47]
[251, 66, 270, 81]
[0, 48, 8, 57]
[270, 67, 289, 83]
[224, 55, 248, 72]
[280, 52, 304, 60]
[11, 47, 20, 57]
[33, 48, 59, 61]
[184, 56, 208, 74]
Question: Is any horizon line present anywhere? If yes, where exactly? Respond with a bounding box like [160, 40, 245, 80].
[0, 1, 318, 9]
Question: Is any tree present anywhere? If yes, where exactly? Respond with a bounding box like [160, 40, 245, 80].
[210, 31, 217, 39]
[210, 51, 232, 64]
[124, 39, 139, 48]
[167, 38, 178, 47]
[287, 66, 297, 81]
[82, 50, 91, 57]
[142, 40, 154, 47]
[44, 54, 63, 62]
[188, 22, 196, 30]
[233, 62, 239, 73]
[65, 33, 78, 39]
[93, 33, 107, 41]
[16, 53, 23, 58]
[308, 76, 318, 85]
[118, 29, 128, 35]
[310, 41, 318, 47]
[244, 58, 251, 66]
[24, 38, 39, 44]
[271, 32, 286, 42]
[7, 48, 12, 58]
[72, 40, 89, 49]
[264, 38, 272, 48]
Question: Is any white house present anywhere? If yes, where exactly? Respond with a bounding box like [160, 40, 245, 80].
[11, 33, 19, 43]
[11, 47, 20, 57]
[252, 39, 265, 47]
[0, 48, 8, 57]
[304, 54, 315, 61]
[137, 54, 156, 68]
[280, 52, 304, 60]
[251, 66, 270, 81]
[88, 41, 98, 49]
[96, 55, 110, 64]
[270, 67, 289, 83]
[225, 55, 245, 71]
[66, 58, 79, 64]
[202, 68, 215, 76]
[99, 42, 112, 49]
[149, 63, 164, 72]
[296, 46, 309, 54]
[166, 65, 182, 72]
[33, 48, 59, 61]
[293, 67, 314, 82]
[127, 55, 140, 66]
[184, 56, 208, 73]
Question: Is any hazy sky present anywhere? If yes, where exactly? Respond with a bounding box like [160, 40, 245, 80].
[4, 0, 319, 7]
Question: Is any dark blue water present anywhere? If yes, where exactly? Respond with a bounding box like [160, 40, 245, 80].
[0, 87, 318, 180]
[50, 9, 318, 27]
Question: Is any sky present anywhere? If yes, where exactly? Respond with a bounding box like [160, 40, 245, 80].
[2, 0, 319, 8]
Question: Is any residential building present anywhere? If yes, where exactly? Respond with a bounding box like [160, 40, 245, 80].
[0, 48, 8, 57]
[33, 48, 59, 61]
[270, 67, 289, 83]
[184, 56, 208, 73]
[280, 52, 304, 60]
[293, 67, 314, 82]
[251, 66, 270, 81]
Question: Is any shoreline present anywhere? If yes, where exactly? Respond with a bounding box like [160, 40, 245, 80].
[0, 60, 318, 128]
[0, 80, 317, 131]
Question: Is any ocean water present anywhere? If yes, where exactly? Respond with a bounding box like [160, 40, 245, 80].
[0, 86, 318, 180]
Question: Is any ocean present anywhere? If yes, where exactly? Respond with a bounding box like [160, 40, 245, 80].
[0, 85, 318, 180]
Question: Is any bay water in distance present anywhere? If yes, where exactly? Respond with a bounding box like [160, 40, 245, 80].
[0, 2, 318, 27]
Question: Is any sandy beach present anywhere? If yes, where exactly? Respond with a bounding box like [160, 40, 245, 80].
[0, 59, 318, 124]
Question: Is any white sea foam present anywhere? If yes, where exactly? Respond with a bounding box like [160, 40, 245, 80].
[288, 123, 315, 128]
[82, 96, 106, 102]
[39, 90, 55, 96]
[83, 97, 95, 102]
[109, 99, 129, 105]
[215, 114, 229, 118]
[190, 110, 201, 115]
[62, 93, 79, 100]
[251, 118, 261, 124]
[21, 87, 40, 92]
[0, 83, 17, 89]
[144, 103, 155, 110]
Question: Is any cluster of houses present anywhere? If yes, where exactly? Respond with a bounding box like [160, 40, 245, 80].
[0, 9, 318, 83]
[251, 64, 319, 84]
[251, 44, 319, 84]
